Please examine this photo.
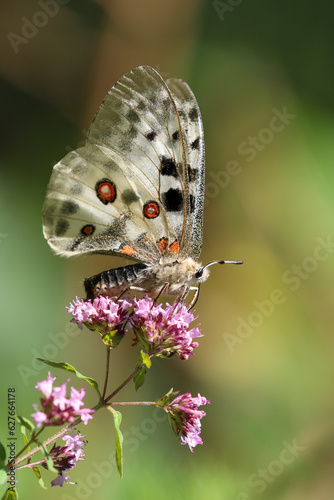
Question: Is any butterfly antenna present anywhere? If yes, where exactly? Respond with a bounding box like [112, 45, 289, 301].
[202, 259, 244, 271]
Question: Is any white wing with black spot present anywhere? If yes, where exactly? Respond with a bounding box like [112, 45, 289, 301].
[165, 77, 205, 261]
[43, 66, 205, 265]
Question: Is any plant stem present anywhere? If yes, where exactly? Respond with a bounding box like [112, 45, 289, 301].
[104, 364, 144, 403]
[11, 362, 148, 470]
[102, 346, 111, 400]
[11, 401, 105, 470]
[14, 425, 45, 461]
[110, 401, 155, 406]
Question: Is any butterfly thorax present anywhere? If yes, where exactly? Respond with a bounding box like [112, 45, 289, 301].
[84, 257, 210, 300]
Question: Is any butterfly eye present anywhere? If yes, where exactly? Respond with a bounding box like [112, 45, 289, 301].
[195, 268, 204, 279]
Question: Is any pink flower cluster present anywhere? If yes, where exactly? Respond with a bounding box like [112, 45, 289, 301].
[131, 298, 203, 360]
[50, 431, 86, 487]
[68, 296, 203, 360]
[68, 296, 131, 334]
[165, 392, 210, 452]
[31, 373, 94, 427]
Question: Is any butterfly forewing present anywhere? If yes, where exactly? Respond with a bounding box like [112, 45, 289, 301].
[43, 66, 205, 280]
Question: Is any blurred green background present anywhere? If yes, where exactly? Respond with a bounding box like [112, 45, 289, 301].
[1, 1, 334, 499]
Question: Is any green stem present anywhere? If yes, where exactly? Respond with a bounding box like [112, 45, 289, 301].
[104, 363, 144, 404]
[10, 361, 148, 470]
[110, 401, 155, 406]
[11, 401, 105, 470]
[102, 346, 111, 400]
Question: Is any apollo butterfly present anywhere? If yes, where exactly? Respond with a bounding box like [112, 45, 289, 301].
[43, 66, 242, 305]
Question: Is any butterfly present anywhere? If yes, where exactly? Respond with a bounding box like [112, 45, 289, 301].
[43, 66, 242, 306]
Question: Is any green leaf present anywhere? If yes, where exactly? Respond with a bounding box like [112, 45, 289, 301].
[37, 441, 57, 474]
[133, 366, 146, 391]
[0, 442, 6, 464]
[32, 466, 46, 489]
[101, 330, 125, 348]
[37, 359, 101, 397]
[139, 350, 151, 369]
[107, 407, 123, 478]
[16, 416, 35, 450]
[168, 414, 179, 436]
[1, 487, 18, 500]
[16, 416, 35, 435]
[156, 388, 178, 408]
[0, 465, 7, 486]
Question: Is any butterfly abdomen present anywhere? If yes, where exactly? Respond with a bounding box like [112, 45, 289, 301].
[84, 263, 147, 300]
[84, 257, 209, 300]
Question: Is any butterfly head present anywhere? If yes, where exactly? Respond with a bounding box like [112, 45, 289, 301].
[194, 264, 210, 283]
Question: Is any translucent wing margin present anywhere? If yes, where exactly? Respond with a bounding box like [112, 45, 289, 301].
[165, 78, 205, 261]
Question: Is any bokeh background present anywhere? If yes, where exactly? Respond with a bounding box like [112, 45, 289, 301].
[1, 1, 334, 499]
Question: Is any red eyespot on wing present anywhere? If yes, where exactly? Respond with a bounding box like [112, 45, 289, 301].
[96, 179, 117, 204]
[81, 225, 95, 236]
[169, 240, 179, 254]
[158, 237, 168, 252]
[143, 201, 160, 219]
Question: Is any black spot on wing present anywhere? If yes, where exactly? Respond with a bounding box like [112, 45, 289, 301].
[162, 188, 183, 212]
[188, 166, 197, 182]
[122, 189, 139, 205]
[190, 194, 195, 213]
[189, 107, 198, 122]
[70, 183, 82, 195]
[163, 97, 172, 110]
[72, 161, 88, 176]
[60, 200, 79, 215]
[103, 160, 121, 173]
[146, 130, 157, 141]
[127, 109, 140, 124]
[172, 130, 179, 142]
[55, 219, 69, 236]
[161, 156, 178, 178]
[191, 137, 199, 150]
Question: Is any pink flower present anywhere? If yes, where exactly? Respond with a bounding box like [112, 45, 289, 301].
[164, 392, 210, 452]
[131, 298, 203, 360]
[35, 372, 56, 399]
[50, 430, 86, 487]
[67, 296, 132, 343]
[31, 372, 94, 427]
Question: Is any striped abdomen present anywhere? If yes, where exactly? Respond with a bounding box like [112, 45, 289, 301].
[84, 263, 147, 300]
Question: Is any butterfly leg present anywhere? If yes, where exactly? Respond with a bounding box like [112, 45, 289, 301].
[116, 287, 131, 300]
[187, 285, 200, 310]
[169, 285, 190, 314]
[152, 282, 169, 306]
[177, 286, 190, 305]
[129, 286, 148, 292]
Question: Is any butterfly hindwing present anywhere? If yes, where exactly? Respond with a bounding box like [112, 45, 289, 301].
[165, 78, 205, 261]
[43, 66, 205, 266]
